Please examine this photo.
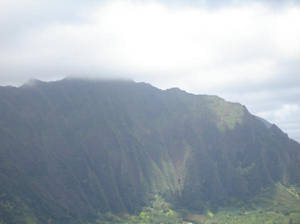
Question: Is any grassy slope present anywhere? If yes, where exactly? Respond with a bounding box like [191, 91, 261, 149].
[205, 183, 300, 224]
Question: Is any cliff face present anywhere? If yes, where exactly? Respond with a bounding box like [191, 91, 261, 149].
[0, 79, 299, 223]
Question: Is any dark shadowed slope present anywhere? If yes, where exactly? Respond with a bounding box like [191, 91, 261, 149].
[0, 78, 299, 223]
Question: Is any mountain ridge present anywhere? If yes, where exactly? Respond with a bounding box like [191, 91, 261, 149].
[0, 78, 299, 223]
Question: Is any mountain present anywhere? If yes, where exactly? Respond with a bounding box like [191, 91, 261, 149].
[0, 78, 299, 223]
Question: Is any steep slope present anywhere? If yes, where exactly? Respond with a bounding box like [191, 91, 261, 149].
[0, 78, 299, 223]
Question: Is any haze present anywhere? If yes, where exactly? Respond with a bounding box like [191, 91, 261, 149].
[0, 0, 299, 141]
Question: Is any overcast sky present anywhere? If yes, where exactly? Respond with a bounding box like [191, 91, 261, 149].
[0, 0, 299, 142]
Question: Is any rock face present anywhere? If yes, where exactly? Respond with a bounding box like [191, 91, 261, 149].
[0, 78, 299, 223]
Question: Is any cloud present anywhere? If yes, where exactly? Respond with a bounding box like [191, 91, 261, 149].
[0, 0, 99, 50]
[0, 0, 299, 141]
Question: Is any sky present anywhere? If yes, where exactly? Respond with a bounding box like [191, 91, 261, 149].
[0, 0, 299, 142]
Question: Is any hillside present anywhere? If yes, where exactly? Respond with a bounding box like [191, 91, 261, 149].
[0, 78, 299, 223]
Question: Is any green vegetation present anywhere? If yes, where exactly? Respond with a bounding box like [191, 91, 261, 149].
[205, 209, 290, 224]
[95, 195, 183, 224]
[93, 184, 300, 224]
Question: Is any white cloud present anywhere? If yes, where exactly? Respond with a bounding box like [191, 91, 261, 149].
[2, 1, 299, 83]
